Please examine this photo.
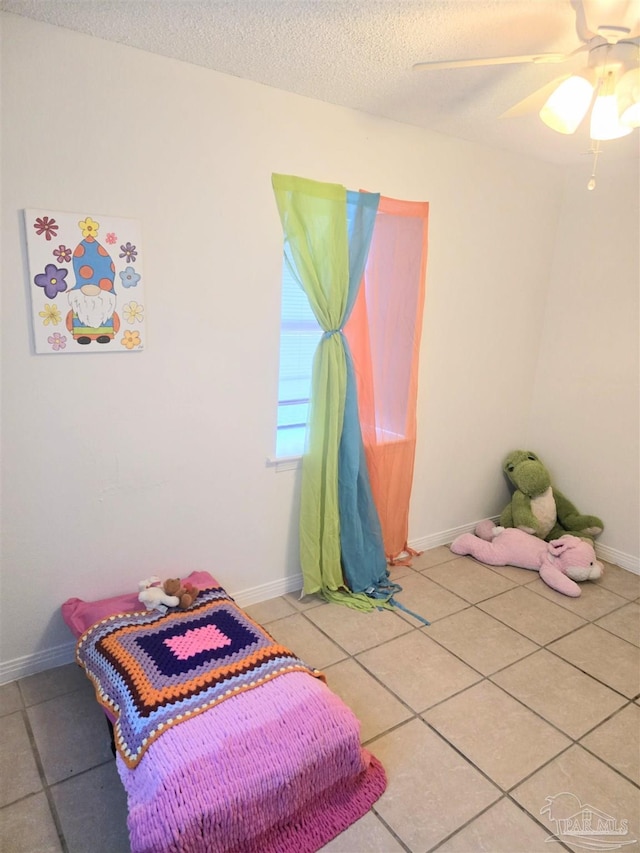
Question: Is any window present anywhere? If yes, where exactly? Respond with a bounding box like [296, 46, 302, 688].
[275, 197, 362, 460]
[274, 197, 426, 461]
[275, 256, 322, 458]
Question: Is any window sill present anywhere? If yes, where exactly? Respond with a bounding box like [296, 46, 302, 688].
[266, 455, 302, 472]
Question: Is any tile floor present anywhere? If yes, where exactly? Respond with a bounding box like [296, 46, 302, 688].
[1, 546, 639, 853]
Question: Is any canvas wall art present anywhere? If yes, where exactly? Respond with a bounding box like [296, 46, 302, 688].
[24, 209, 145, 354]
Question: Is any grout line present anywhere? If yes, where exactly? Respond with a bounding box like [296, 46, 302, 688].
[297, 604, 417, 659]
[331, 657, 420, 722]
[542, 642, 638, 700]
[369, 807, 413, 852]
[578, 732, 640, 788]
[502, 793, 576, 853]
[18, 707, 69, 853]
[425, 792, 575, 853]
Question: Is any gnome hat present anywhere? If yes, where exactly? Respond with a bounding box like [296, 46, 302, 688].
[71, 236, 116, 292]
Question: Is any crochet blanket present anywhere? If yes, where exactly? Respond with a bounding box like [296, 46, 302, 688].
[76, 586, 324, 768]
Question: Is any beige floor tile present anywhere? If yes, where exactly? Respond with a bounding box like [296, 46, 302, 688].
[243, 595, 297, 625]
[548, 624, 640, 698]
[595, 601, 640, 646]
[319, 810, 405, 851]
[50, 761, 130, 853]
[0, 792, 63, 853]
[580, 703, 640, 785]
[281, 589, 325, 611]
[412, 545, 459, 570]
[478, 586, 586, 645]
[323, 658, 413, 743]
[483, 563, 541, 585]
[422, 556, 517, 603]
[525, 576, 629, 621]
[390, 572, 468, 627]
[491, 649, 627, 738]
[0, 711, 43, 807]
[386, 562, 415, 582]
[427, 607, 538, 675]
[264, 612, 347, 669]
[357, 630, 481, 713]
[18, 663, 90, 707]
[27, 689, 114, 785]
[0, 680, 23, 716]
[596, 563, 640, 600]
[512, 745, 640, 853]
[305, 602, 411, 655]
[371, 718, 500, 852]
[423, 681, 571, 790]
[437, 796, 553, 852]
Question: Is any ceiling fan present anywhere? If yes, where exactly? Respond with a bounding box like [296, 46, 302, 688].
[413, 0, 640, 141]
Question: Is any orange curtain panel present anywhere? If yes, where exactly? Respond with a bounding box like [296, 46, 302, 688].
[345, 195, 429, 562]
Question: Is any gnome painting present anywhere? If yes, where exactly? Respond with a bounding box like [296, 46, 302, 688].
[25, 210, 145, 354]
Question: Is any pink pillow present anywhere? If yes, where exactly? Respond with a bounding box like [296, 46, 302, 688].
[61, 571, 219, 638]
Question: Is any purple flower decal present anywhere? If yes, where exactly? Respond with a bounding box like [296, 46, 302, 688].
[33, 216, 59, 241]
[53, 244, 72, 263]
[119, 266, 141, 288]
[48, 332, 67, 351]
[119, 242, 137, 262]
[34, 264, 68, 298]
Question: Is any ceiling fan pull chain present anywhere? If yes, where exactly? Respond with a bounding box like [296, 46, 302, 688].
[587, 140, 602, 190]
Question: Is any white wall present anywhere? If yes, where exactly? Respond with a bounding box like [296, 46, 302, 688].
[528, 160, 640, 562]
[1, 13, 635, 681]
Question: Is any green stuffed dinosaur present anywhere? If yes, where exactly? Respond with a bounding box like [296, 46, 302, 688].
[499, 450, 604, 543]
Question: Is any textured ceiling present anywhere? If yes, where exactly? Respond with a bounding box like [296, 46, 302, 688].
[2, 0, 639, 165]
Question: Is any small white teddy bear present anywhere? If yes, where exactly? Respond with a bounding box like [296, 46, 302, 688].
[138, 576, 180, 613]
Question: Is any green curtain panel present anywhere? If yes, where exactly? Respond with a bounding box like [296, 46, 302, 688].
[272, 174, 388, 609]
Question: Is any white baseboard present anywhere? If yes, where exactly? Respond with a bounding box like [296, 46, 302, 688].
[595, 543, 639, 574]
[230, 573, 305, 608]
[408, 518, 489, 554]
[0, 641, 77, 686]
[2, 527, 636, 685]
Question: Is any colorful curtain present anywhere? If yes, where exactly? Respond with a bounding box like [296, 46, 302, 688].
[345, 196, 429, 563]
[272, 174, 387, 607]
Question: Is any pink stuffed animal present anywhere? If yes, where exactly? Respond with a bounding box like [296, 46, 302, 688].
[450, 524, 603, 597]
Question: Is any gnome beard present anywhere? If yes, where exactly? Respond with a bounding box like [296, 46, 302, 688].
[69, 289, 116, 328]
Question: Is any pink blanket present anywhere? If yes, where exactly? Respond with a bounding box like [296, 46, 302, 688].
[118, 672, 386, 853]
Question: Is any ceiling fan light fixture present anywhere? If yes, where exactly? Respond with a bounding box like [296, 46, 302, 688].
[617, 66, 640, 127]
[590, 71, 633, 139]
[539, 75, 594, 134]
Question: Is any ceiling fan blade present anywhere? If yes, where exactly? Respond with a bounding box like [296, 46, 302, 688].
[500, 76, 569, 118]
[571, 0, 597, 43]
[412, 52, 570, 71]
